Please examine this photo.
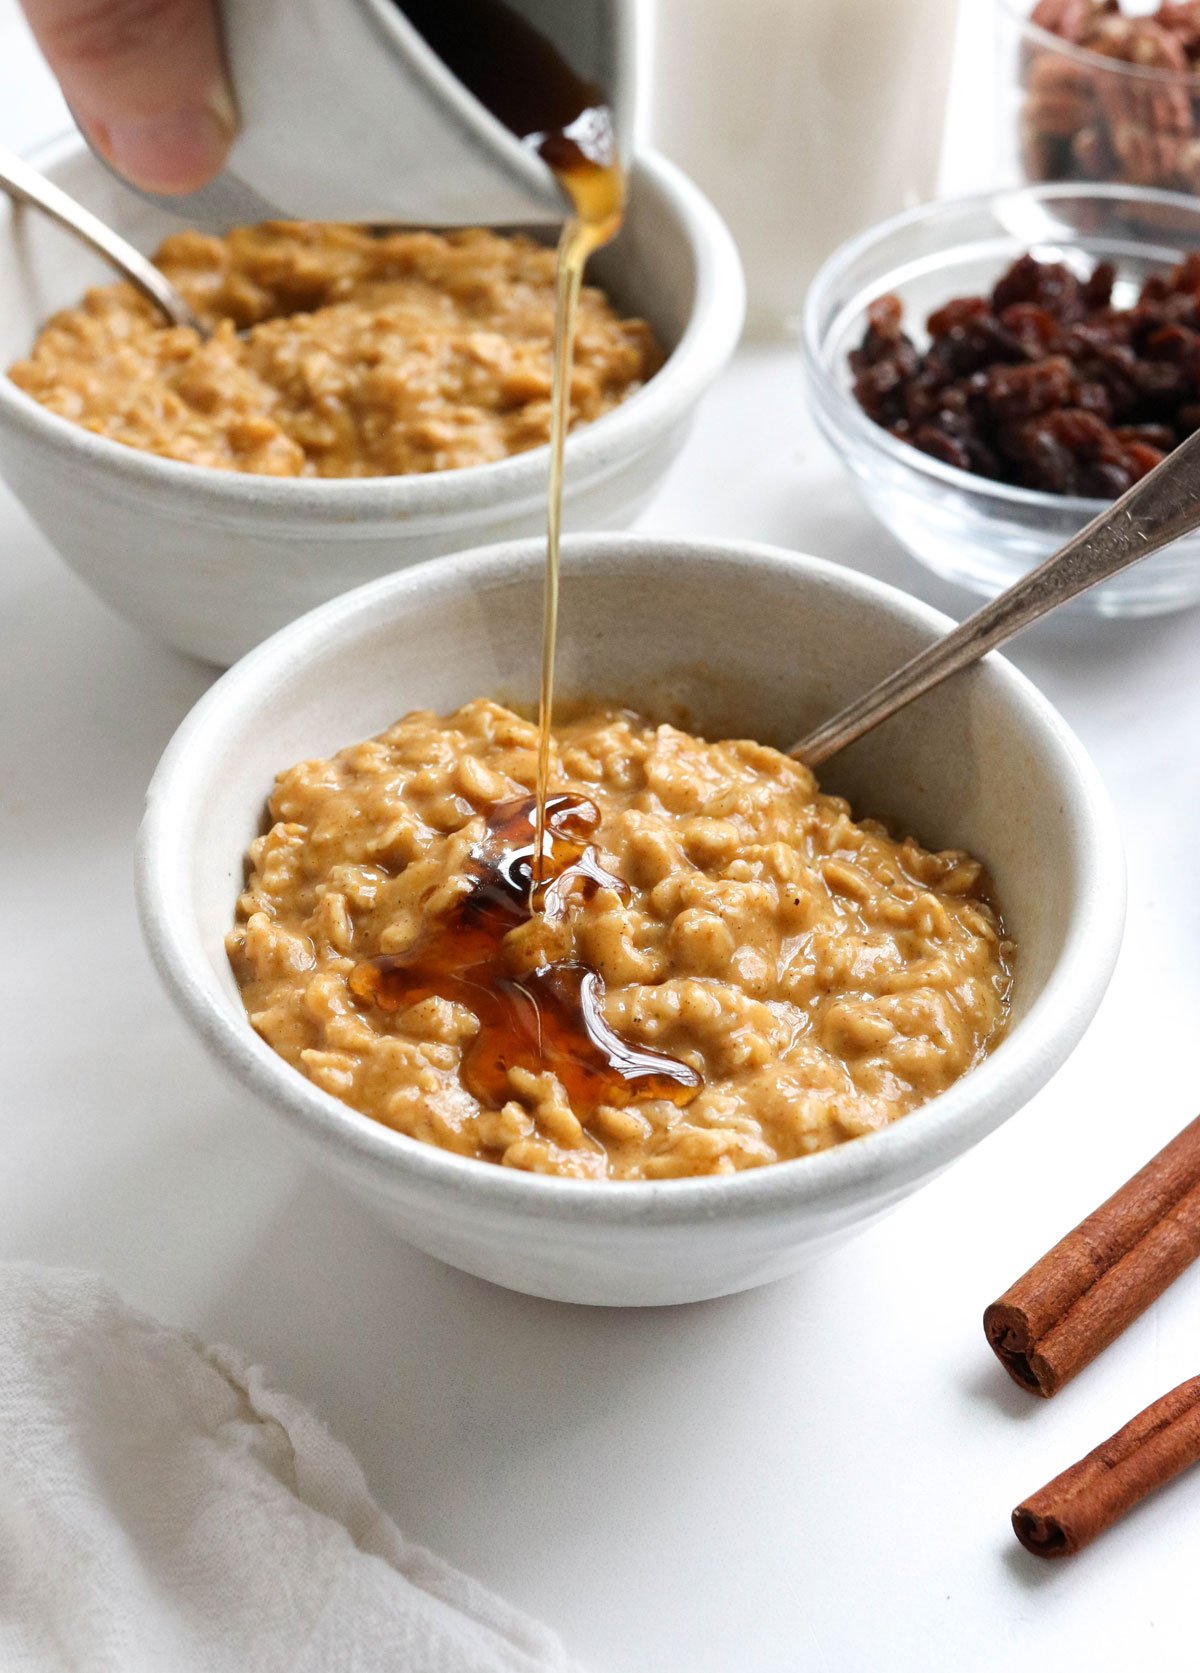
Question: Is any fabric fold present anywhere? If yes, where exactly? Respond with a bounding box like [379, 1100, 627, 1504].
[0, 1264, 581, 1673]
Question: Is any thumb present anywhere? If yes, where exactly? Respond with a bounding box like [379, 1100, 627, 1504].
[21, 0, 236, 194]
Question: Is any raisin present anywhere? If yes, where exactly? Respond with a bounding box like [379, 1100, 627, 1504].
[1172, 251, 1200, 294]
[985, 358, 1078, 422]
[1078, 460, 1133, 497]
[991, 254, 1043, 313]
[1042, 408, 1112, 451]
[865, 294, 903, 339]
[965, 435, 1004, 479]
[1077, 380, 1114, 419]
[993, 254, 1083, 321]
[848, 250, 1200, 499]
[926, 295, 991, 337]
[1144, 322, 1196, 360]
[1083, 260, 1116, 310]
[998, 303, 1061, 353]
[902, 377, 946, 429]
[855, 327, 914, 371]
[1021, 426, 1078, 493]
[852, 360, 906, 423]
[1114, 422, 1175, 449]
[1137, 359, 1183, 401]
[1073, 339, 1140, 411]
[967, 316, 1033, 365]
[937, 326, 994, 378]
[855, 298, 916, 372]
[913, 426, 972, 471]
[1122, 440, 1167, 478]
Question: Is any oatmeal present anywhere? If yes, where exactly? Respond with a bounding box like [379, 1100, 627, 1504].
[227, 702, 1013, 1181]
[8, 222, 661, 477]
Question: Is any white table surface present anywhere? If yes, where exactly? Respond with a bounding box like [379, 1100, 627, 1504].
[3, 6, 1200, 1669]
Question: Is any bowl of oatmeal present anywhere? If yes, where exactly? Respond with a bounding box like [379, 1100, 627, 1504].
[0, 135, 743, 664]
[137, 534, 1124, 1305]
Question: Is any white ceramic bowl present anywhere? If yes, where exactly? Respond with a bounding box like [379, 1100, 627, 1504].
[136, 534, 1125, 1306]
[0, 136, 743, 665]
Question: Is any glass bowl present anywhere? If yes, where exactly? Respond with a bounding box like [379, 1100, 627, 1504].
[997, 0, 1200, 197]
[802, 181, 1200, 617]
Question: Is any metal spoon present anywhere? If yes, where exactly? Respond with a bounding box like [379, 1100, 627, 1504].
[0, 144, 206, 335]
[791, 423, 1200, 766]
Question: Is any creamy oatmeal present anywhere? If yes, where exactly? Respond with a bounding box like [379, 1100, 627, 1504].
[226, 701, 1013, 1181]
[8, 222, 661, 477]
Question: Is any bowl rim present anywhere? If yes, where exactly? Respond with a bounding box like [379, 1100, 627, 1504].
[0, 137, 745, 521]
[801, 178, 1200, 519]
[999, 0, 1200, 87]
[135, 532, 1127, 1225]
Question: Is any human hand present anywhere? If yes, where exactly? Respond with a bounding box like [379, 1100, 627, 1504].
[19, 0, 235, 193]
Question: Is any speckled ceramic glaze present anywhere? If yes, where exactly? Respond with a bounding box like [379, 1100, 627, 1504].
[136, 535, 1125, 1306]
[0, 138, 743, 666]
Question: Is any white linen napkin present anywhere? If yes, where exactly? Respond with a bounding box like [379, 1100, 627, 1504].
[0, 1264, 582, 1673]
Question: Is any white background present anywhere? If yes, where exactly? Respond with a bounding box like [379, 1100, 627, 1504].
[2, 4, 1199, 1669]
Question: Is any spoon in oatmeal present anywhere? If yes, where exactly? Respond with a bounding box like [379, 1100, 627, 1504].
[0, 144, 207, 335]
[793, 421, 1200, 765]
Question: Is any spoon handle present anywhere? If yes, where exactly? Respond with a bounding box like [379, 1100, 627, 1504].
[0, 144, 204, 333]
[792, 424, 1200, 767]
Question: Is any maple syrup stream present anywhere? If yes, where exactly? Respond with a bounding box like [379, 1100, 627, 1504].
[533, 140, 623, 887]
[357, 4, 702, 1126]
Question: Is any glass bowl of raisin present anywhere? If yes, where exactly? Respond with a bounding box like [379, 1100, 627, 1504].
[802, 181, 1200, 615]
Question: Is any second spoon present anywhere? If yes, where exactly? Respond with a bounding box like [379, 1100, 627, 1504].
[0, 145, 206, 336]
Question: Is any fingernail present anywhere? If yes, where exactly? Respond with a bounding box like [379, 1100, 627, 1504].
[97, 90, 236, 194]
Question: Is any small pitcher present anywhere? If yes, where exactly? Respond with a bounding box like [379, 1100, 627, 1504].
[114, 0, 637, 227]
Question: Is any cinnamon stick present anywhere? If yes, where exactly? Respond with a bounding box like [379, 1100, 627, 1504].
[984, 1115, 1200, 1398]
[1012, 1377, 1200, 1558]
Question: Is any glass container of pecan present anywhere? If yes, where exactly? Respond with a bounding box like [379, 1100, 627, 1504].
[1000, 0, 1200, 205]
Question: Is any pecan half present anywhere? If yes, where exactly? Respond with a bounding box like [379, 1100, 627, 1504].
[1030, 0, 1118, 44]
[1025, 52, 1098, 135]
